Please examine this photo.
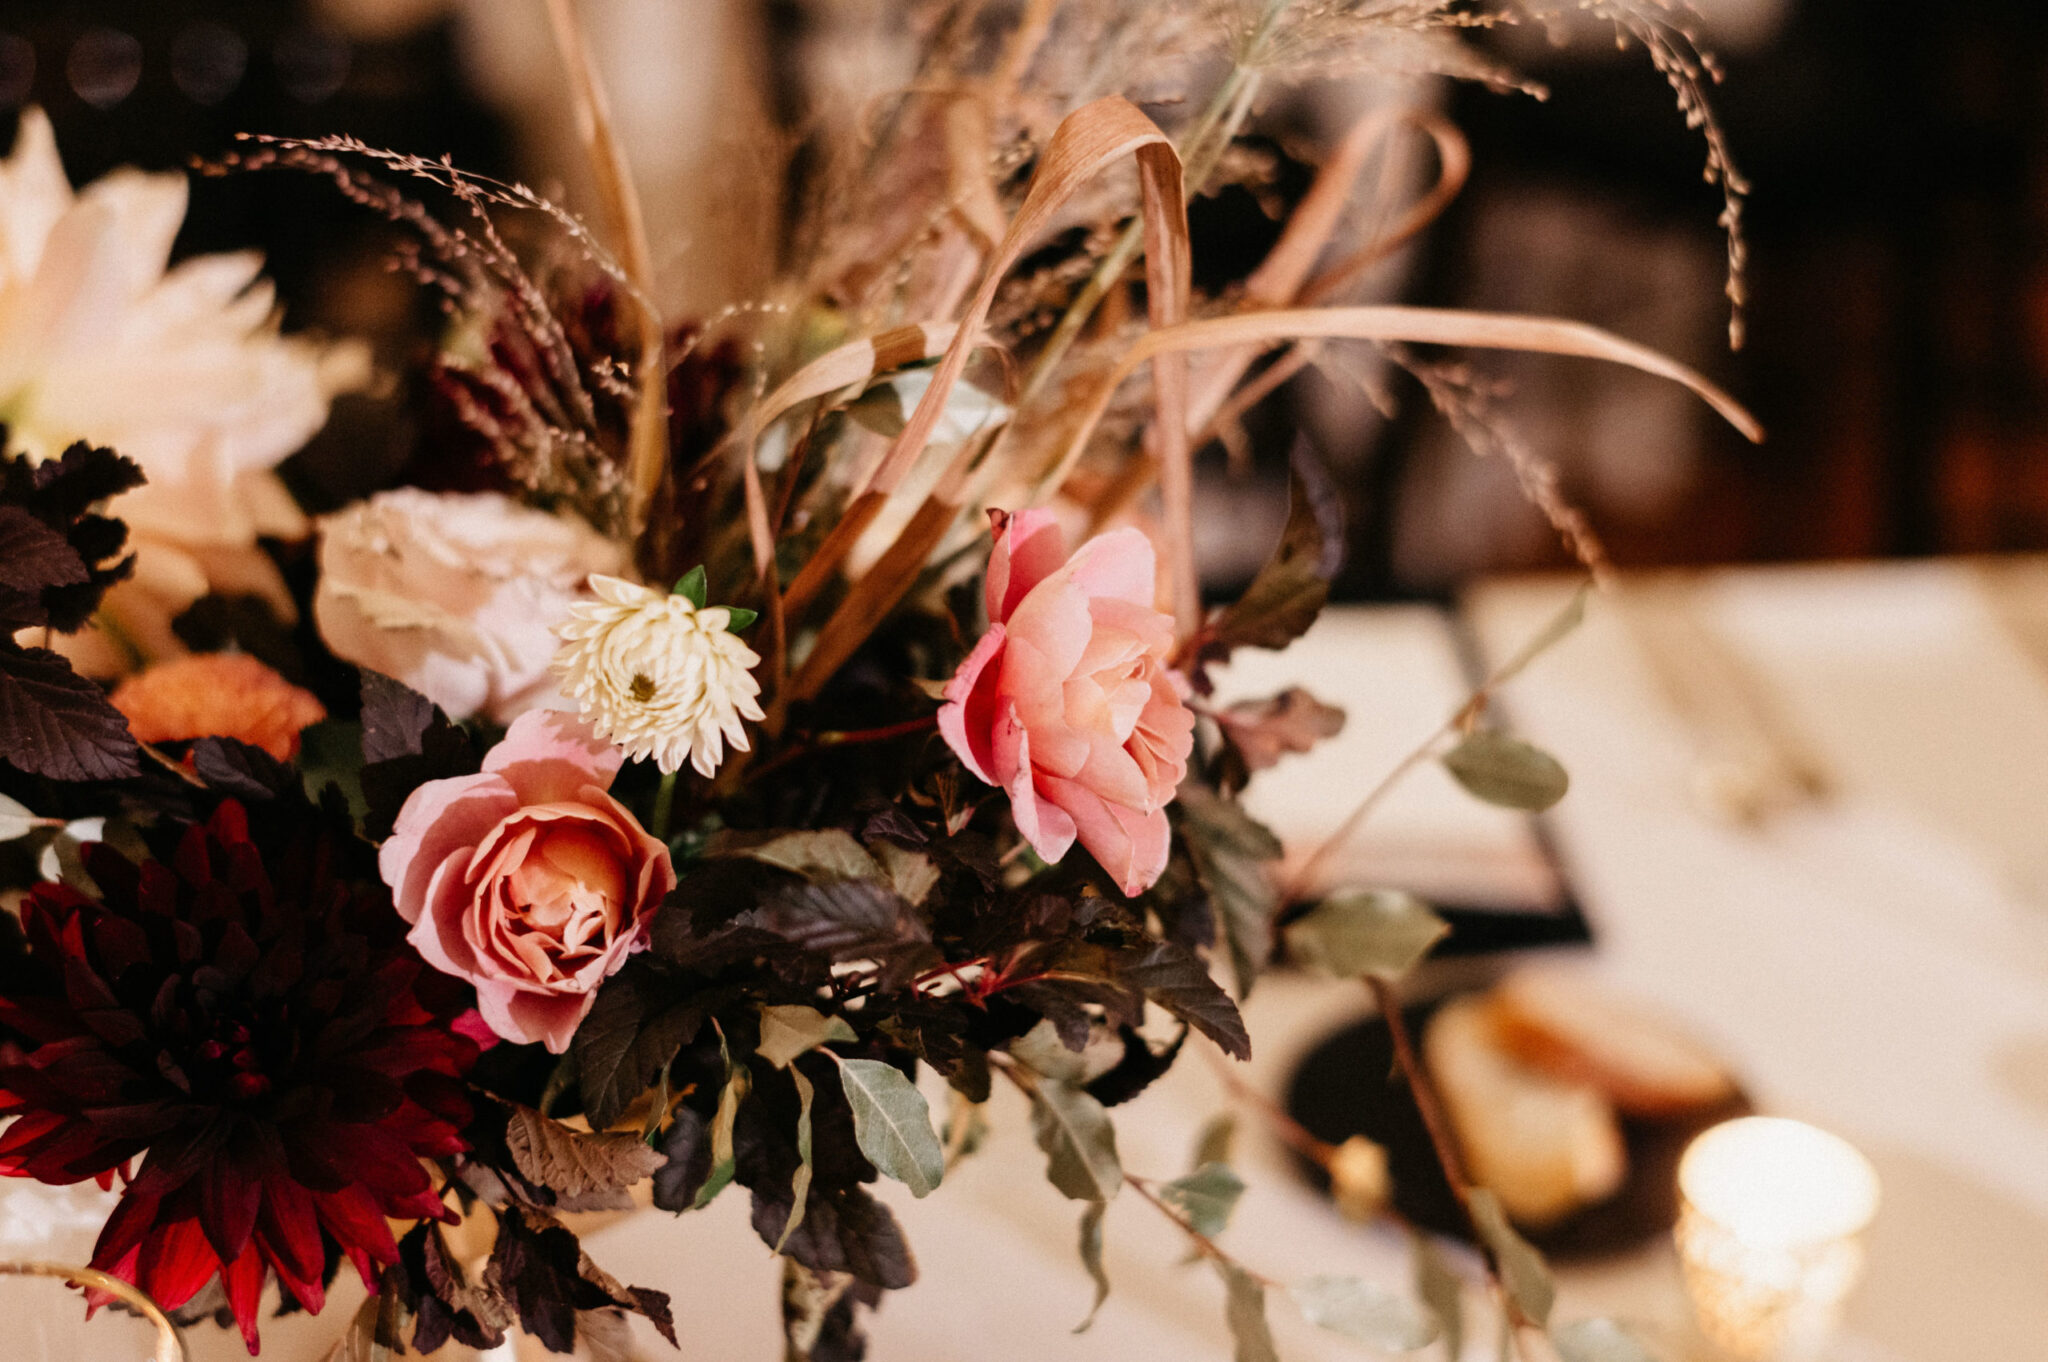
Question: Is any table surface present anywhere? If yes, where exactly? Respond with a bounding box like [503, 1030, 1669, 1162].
[46, 559, 2048, 1362]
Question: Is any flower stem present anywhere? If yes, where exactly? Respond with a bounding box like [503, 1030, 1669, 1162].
[651, 768, 678, 841]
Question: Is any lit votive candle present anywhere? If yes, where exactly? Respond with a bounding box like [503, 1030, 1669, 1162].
[1675, 1117, 1881, 1362]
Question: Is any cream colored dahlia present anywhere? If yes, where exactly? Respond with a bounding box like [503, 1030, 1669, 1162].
[553, 575, 765, 777]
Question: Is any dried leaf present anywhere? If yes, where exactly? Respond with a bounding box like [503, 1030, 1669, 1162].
[1218, 687, 1346, 773]
[1159, 1163, 1245, 1239]
[1288, 1275, 1439, 1352]
[1468, 1188, 1555, 1327]
[757, 1004, 858, 1070]
[1217, 1260, 1279, 1362]
[698, 1050, 747, 1209]
[1190, 1114, 1237, 1171]
[1283, 890, 1448, 981]
[1029, 1079, 1122, 1203]
[1442, 732, 1570, 812]
[775, 1067, 818, 1254]
[837, 1058, 944, 1198]
[504, 1104, 665, 1199]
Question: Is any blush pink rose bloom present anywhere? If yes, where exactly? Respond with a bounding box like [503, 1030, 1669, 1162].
[939, 509, 1196, 896]
[378, 709, 674, 1052]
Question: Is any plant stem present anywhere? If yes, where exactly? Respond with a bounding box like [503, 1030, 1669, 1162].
[651, 768, 678, 841]
[1367, 975, 1470, 1200]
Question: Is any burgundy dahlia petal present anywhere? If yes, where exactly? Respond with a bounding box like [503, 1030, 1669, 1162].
[0, 801, 477, 1352]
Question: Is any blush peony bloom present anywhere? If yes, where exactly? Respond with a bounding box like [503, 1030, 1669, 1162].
[110, 652, 327, 760]
[315, 488, 622, 724]
[0, 802, 477, 1353]
[379, 708, 674, 1052]
[553, 574, 764, 777]
[0, 108, 366, 667]
[938, 509, 1195, 896]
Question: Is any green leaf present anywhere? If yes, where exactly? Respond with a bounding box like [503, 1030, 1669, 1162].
[755, 1004, 856, 1069]
[1289, 1275, 1439, 1352]
[724, 606, 759, 632]
[1074, 1201, 1111, 1334]
[734, 829, 883, 883]
[837, 1058, 944, 1198]
[1217, 1261, 1280, 1362]
[1011, 1018, 1091, 1082]
[1208, 447, 1343, 656]
[695, 1036, 746, 1210]
[1177, 785, 1283, 999]
[1028, 1080, 1122, 1202]
[1488, 582, 1590, 688]
[1191, 1114, 1237, 1171]
[1159, 1163, 1246, 1239]
[1468, 1188, 1555, 1327]
[674, 565, 708, 607]
[1412, 1230, 1464, 1362]
[1551, 1319, 1659, 1362]
[774, 1068, 818, 1254]
[1284, 890, 1449, 981]
[1442, 732, 1570, 813]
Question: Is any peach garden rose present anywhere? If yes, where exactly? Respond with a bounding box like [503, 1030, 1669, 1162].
[379, 708, 674, 1051]
[938, 509, 1195, 896]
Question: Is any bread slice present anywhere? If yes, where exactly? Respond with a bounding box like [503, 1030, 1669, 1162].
[1488, 970, 1736, 1117]
[1424, 995, 1627, 1228]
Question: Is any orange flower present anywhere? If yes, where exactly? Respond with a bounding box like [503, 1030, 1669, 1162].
[111, 654, 326, 761]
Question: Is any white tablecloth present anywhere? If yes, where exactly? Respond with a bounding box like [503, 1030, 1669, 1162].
[59, 561, 2048, 1361]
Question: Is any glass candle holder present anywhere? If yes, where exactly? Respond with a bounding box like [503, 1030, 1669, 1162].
[1675, 1117, 1880, 1362]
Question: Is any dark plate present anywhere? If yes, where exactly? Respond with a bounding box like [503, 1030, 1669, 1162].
[1283, 996, 1750, 1262]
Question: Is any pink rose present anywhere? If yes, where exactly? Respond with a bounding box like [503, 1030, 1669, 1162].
[939, 509, 1196, 896]
[378, 709, 674, 1051]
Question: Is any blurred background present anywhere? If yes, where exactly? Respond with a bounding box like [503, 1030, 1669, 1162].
[4, 0, 2047, 597]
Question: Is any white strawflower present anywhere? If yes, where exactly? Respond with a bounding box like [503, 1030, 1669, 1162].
[553, 574, 765, 777]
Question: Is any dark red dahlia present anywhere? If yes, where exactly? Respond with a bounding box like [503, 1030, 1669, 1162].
[0, 802, 477, 1353]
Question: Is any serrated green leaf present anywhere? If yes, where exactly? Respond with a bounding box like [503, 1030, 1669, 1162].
[1468, 1188, 1555, 1327]
[838, 1058, 944, 1198]
[1159, 1163, 1246, 1239]
[1074, 1201, 1110, 1334]
[755, 1004, 857, 1069]
[736, 829, 883, 883]
[1289, 1275, 1439, 1352]
[1029, 1080, 1122, 1202]
[774, 1067, 817, 1254]
[724, 606, 759, 632]
[674, 565, 708, 607]
[1191, 1114, 1237, 1171]
[1442, 732, 1569, 812]
[1284, 889, 1449, 981]
[1551, 1318, 1659, 1362]
[1217, 1260, 1280, 1362]
[1412, 1230, 1464, 1362]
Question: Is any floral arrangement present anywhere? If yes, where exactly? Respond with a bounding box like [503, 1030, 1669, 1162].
[0, 3, 1757, 1359]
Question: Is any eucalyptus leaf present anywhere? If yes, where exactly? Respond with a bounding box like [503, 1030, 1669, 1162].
[1442, 732, 1570, 812]
[1159, 1163, 1245, 1239]
[674, 565, 708, 607]
[1191, 1114, 1237, 1171]
[837, 1058, 944, 1198]
[1028, 1080, 1122, 1203]
[1488, 582, 1591, 687]
[1217, 1261, 1280, 1362]
[774, 1068, 817, 1254]
[1011, 1018, 1092, 1082]
[1074, 1201, 1110, 1334]
[1284, 890, 1448, 981]
[1551, 1318, 1659, 1362]
[1289, 1275, 1439, 1352]
[1412, 1230, 1464, 1362]
[1468, 1188, 1555, 1327]
[755, 1005, 856, 1069]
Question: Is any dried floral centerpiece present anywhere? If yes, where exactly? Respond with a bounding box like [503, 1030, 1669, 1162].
[0, 2, 1757, 1359]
